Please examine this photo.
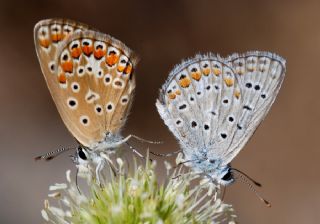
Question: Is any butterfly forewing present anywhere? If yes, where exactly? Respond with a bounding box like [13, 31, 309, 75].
[34, 19, 138, 149]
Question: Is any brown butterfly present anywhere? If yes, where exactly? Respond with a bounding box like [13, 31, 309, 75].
[34, 19, 148, 179]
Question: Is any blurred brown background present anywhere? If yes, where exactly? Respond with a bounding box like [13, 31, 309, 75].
[0, 0, 319, 223]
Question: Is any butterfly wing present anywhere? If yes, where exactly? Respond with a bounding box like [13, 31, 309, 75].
[156, 54, 243, 158]
[221, 51, 286, 165]
[34, 19, 138, 149]
[156, 52, 285, 164]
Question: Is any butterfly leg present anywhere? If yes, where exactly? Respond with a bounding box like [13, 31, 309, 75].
[99, 152, 120, 177]
[124, 142, 153, 162]
[95, 159, 106, 187]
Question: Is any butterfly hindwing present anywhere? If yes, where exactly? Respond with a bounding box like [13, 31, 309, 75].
[34, 19, 138, 149]
[221, 52, 286, 165]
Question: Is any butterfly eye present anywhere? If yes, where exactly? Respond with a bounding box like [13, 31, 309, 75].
[78, 148, 87, 160]
[221, 171, 233, 182]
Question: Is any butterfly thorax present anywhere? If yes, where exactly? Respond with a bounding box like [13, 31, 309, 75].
[89, 132, 123, 151]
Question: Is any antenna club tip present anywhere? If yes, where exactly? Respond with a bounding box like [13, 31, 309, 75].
[34, 156, 42, 161]
[262, 199, 271, 207]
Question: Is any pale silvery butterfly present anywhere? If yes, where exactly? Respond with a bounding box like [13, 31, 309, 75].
[156, 52, 286, 191]
[34, 18, 141, 180]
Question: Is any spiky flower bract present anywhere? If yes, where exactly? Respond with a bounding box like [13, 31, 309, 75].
[42, 157, 236, 224]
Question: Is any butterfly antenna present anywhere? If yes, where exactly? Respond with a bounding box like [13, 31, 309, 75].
[235, 174, 271, 207]
[124, 142, 152, 162]
[130, 135, 163, 144]
[34, 146, 75, 161]
[230, 168, 262, 187]
[150, 150, 182, 157]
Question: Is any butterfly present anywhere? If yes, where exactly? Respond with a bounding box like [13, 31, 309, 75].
[156, 52, 286, 188]
[34, 18, 142, 179]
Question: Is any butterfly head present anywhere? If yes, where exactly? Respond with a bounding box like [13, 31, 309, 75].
[189, 152, 235, 186]
[215, 165, 234, 186]
[204, 161, 234, 186]
[72, 147, 93, 166]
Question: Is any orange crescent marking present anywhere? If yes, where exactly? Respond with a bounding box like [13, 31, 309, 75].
[224, 78, 234, 87]
[94, 49, 106, 59]
[71, 48, 82, 58]
[82, 46, 93, 56]
[61, 61, 73, 73]
[106, 54, 119, 66]
[213, 68, 221, 76]
[123, 64, 133, 75]
[179, 78, 191, 88]
[203, 68, 210, 76]
[191, 72, 202, 81]
[235, 90, 240, 99]
[117, 65, 125, 72]
[39, 39, 50, 48]
[51, 34, 62, 42]
[168, 93, 176, 99]
[58, 73, 67, 84]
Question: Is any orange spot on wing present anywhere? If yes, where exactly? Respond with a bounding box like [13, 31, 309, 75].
[39, 39, 50, 48]
[51, 34, 62, 42]
[248, 67, 255, 72]
[224, 78, 234, 87]
[203, 68, 210, 76]
[213, 68, 221, 76]
[123, 64, 133, 75]
[61, 61, 73, 73]
[236, 68, 244, 75]
[82, 46, 93, 56]
[71, 48, 82, 58]
[168, 93, 176, 99]
[179, 78, 191, 88]
[234, 90, 240, 99]
[175, 90, 181, 95]
[106, 53, 119, 66]
[94, 49, 106, 59]
[117, 65, 125, 72]
[58, 73, 67, 84]
[191, 72, 202, 81]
